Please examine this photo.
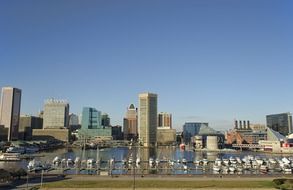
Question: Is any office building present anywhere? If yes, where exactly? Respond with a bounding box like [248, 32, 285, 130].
[69, 113, 81, 131]
[158, 112, 172, 129]
[123, 104, 138, 140]
[111, 125, 123, 140]
[0, 87, 22, 141]
[33, 99, 70, 142]
[43, 99, 69, 129]
[138, 93, 157, 147]
[79, 107, 111, 139]
[19, 115, 43, 140]
[266, 113, 292, 136]
[101, 113, 111, 127]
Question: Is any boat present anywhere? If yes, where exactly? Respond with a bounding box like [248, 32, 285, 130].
[66, 158, 74, 167]
[27, 159, 43, 172]
[0, 153, 21, 161]
[214, 158, 222, 166]
[155, 158, 160, 166]
[87, 158, 95, 168]
[223, 159, 229, 166]
[182, 158, 187, 165]
[136, 157, 140, 166]
[202, 159, 208, 166]
[213, 165, 221, 172]
[179, 144, 185, 151]
[53, 156, 61, 165]
[6, 146, 25, 154]
[183, 165, 188, 170]
[74, 157, 81, 167]
[260, 165, 268, 173]
[25, 147, 39, 154]
[149, 158, 154, 167]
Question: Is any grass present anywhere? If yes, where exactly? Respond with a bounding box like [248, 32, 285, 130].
[42, 179, 275, 189]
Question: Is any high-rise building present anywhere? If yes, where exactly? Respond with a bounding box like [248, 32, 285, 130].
[69, 113, 80, 131]
[79, 107, 111, 138]
[158, 112, 172, 129]
[138, 93, 157, 147]
[0, 87, 22, 141]
[19, 115, 43, 140]
[43, 99, 69, 129]
[123, 104, 138, 140]
[101, 113, 111, 127]
[266, 113, 292, 136]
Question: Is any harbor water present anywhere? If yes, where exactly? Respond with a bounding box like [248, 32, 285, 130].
[0, 146, 292, 175]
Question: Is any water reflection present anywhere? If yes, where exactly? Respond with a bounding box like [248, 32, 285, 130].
[1, 147, 291, 176]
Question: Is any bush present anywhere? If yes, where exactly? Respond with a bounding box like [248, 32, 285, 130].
[273, 179, 287, 186]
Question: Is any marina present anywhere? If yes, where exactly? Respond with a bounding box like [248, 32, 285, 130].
[1, 147, 293, 176]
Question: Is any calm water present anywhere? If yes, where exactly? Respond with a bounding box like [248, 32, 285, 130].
[0, 147, 289, 175]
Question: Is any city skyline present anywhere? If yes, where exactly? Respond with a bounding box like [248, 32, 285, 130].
[1, 1, 293, 130]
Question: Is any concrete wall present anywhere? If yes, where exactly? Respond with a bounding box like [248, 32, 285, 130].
[32, 129, 70, 142]
[157, 128, 176, 145]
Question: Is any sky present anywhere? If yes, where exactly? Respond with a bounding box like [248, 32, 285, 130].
[0, 0, 293, 131]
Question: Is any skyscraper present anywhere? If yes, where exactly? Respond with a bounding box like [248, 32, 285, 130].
[123, 104, 138, 140]
[43, 99, 69, 129]
[158, 112, 172, 129]
[0, 87, 22, 141]
[266, 113, 292, 136]
[138, 93, 157, 147]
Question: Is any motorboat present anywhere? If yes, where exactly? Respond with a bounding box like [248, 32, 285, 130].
[182, 158, 187, 165]
[202, 159, 208, 166]
[74, 157, 81, 167]
[213, 165, 221, 172]
[214, 158, 222, 166]
[136, 157, 140, 166]
[149, 158, 154, 167]
[6, 146, 25, 154]
[27, 159, 43, 172]
[0, 153, 21, 161]
[53, 156, 61, 166]
[155, 158, 160, 166]
[87, 158, 95, 168]
[223, 159, 229, 166]
[66, 158, 74, 167]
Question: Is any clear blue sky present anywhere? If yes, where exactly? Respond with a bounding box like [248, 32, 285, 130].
[1, 0, 292, 131]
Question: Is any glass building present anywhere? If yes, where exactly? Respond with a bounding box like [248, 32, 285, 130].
[79, 107, 111, 138]
[0, 87, 22, 141]
[266, 113, 292, 136]
[183, 122, 209, 144]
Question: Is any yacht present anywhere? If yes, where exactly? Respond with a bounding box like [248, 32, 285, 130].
[223, 158, 229, 166]
[155, 158, 160, 166]
[182, 158, 187, 165]
[27, 159, 43, 172]
[6, 147, 25, 154]
[214, 158, 222, 166]
[213, 165, 221, 172]
[269, 158, 277, 164]
[202, 159, 208, 166]
[136, 157, 140, 166]
[66, 158, 74, 167]
[149, 158, 154, 167]
[74, 157, 81, 167]
[87, 158, 95, 168]
[53, 156, 61, 166]
[0, 153, 21, 161]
